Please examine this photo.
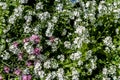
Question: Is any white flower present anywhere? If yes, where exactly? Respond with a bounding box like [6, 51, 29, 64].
[1, 50, 10, 60]
[53, 38, 59, 45]
[72, 75, 79, 80]
[14, 5, 23, 17]
[26, 45, 34, 54]
[103, 77, 111, 80]
[45, 22, 54, 37]
[57, 68, 64, 77]
[50, 58, 58, 69]
[52, 45, 57, 52]
[58, 77, 64, 80]
[33, 27, 39, 34]
[108, 66, 116, 75]
[44, 60, 51, 69]
[103, 36, 113, 47]
[86, 50, 92, 60]
[102, 67, 107, 75]
[86, 1, 90, 7]
[36, 2, 43, 10]
[0, 2, 7, 9]
[115, 28, 119, 34]
[51, 16, 58, 23]
[64, 41, 71, 49]
[23, 42, 29, 49]
[75, 26, 86, 35]
[38, 71, 45, 78]
[73, 10, 79, 17]
[57, 54, 65, 62]
[56, 4, 63, 11]
[51, 71, 57, 79]
[73, 37, 83, 49]
[70, 51, 82, 60]
[8, 15, 16, 24]
[46, 73, 52, 80]
[9, 45, 20, 54]
[88, 69, 92, 75]
[20, 0, 28, 4]
[24, 26, 31, 33]
[34, 61, 43, 76]
[24, 15, 32, 23]
[78, 60, 83, 66]
[34, 61, 42, 70]
[72, 68, 79, 76]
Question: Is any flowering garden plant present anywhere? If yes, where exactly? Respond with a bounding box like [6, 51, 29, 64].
[0, 0, 120, 80]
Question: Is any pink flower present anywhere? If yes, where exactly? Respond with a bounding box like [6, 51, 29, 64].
[13, 42, 19, 48]
[23, 38, 29, 43]
[18, 53, 23, 60]
[14, 69, 21, 76]
[0, 75, 3, 80]
[30, 35, 40, 43]
[22, 74, 32, 80]
[4, 66, 10, 73]
[26, 60, 33, 67]
[33, 48, 40, 55]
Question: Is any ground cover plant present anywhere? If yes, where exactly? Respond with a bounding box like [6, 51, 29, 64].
[0, 0, 120, 80]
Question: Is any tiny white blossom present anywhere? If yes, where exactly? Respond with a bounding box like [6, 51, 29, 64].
[26, 45, 34, 54]
[0, 2, 7, 9]
[8, 16, 16, 24]
[72, 75, 79, 80]
[78, 60, 83, 66]
[70, 51, 82, 60]
[20, 0, 28, 4]
[24, 26, 31, 33]
[57, 68, 64, 77]
[52, 45, 58, 52]
[64, 41, 71, 49]
[46, 73, 52, 80]
[1, 50, 10, 60]
[57, 54, 65, 62]
[44, 60, 51, 69]
[75, 26, 86, 35]
[51, 59, 59, 69]
[51, 16, 58, 23]
[51, 71, 57, 79]
[24, 15, 32, 23]
[102, 67, 107, 75]
[38, 70, 45, 78]
[72, 68, 79, 76]
[103, 36, 113, 47]
[56, 4, 63, 11]
[36, 2, 43, 10]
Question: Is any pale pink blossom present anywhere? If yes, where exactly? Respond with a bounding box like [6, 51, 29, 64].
[26, 60, 33, 67]
[18, 53, 23, 60]
[30, 35, 40, 43]
[13, 42, 19, 47]
[4, 66, 10, 73]
[14, 69, 21, 75]
[22, 74, 32, 80]
[0, 75, 3, 80]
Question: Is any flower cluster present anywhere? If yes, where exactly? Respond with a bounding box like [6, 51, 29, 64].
[0, 0, 120, 80]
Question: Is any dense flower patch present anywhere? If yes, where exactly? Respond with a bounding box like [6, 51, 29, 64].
[0, 0, 120, 80]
